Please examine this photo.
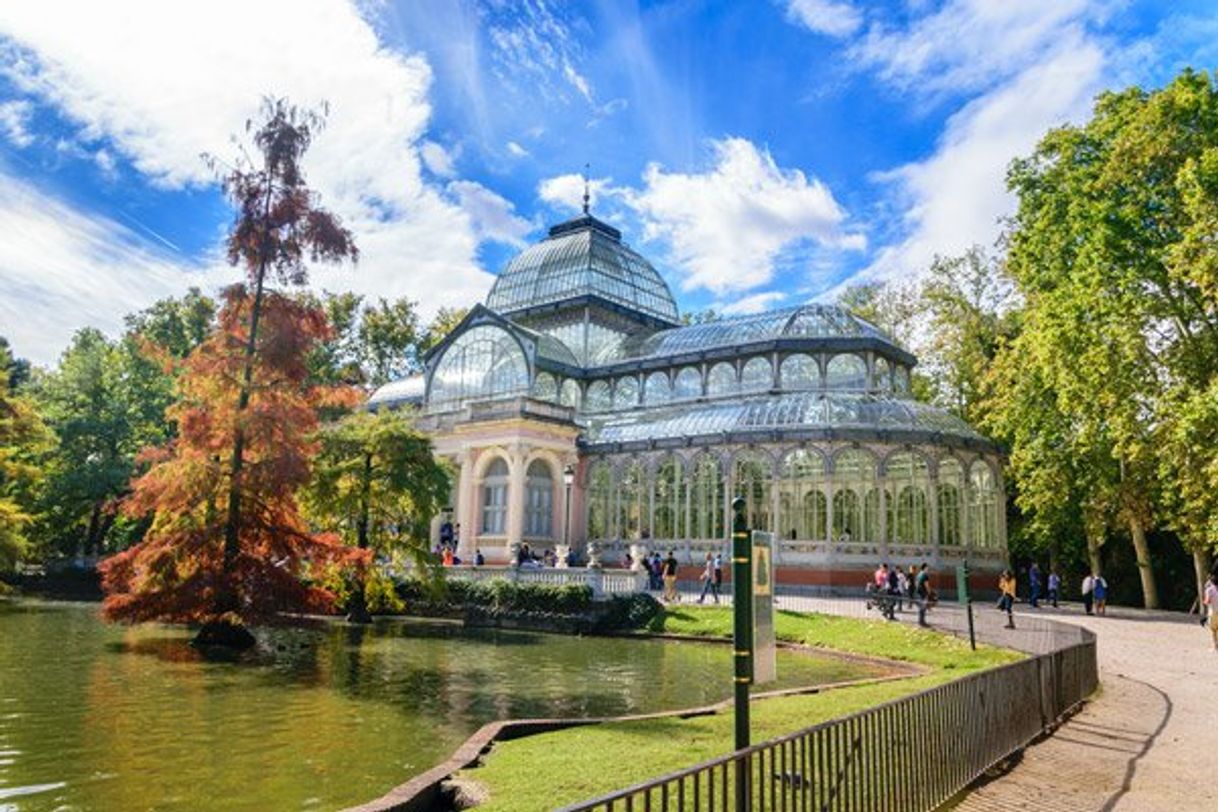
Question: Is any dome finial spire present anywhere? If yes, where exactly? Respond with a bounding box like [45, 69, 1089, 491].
[582, 162, 590, 215]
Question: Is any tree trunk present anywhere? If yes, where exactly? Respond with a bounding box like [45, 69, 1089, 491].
[219, 258, 269, 614]
[83, 501, 103, 558]
[1128, 516, 1159, 609]
[1086, 530, 1103, 579]
[347, 451, 374, 625]
[1194, 547, 1213, 613]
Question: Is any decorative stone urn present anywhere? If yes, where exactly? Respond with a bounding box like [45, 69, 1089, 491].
[585, 540, 602, 569]
[555, 544, 570, 568]
[629, 543, 648, 572]
[507, 540, 521, 567]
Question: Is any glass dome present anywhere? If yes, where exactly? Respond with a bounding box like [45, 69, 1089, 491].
[486, 215, 679, 324]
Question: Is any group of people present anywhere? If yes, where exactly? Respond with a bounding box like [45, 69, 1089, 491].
[868, 563, 936, 623]
[996, 565, 1109, 629]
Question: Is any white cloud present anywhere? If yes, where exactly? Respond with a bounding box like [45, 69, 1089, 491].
[537, 172, 610, 214]
[0, 167, 233, 365]
[506, 140, 530, 158]
[0, 99, 33, 147]
[0, 0, 496, 356]
[785, 0, 863, 39]
[624, 138, 865, 294]
[850, 0, 1104, 97]
[719, 291, 787, 315]
[863, 36, 1104, 284]
[446, 180, 533, 247]
[419, 139, 457, 177]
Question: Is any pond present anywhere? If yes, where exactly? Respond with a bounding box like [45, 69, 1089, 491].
[0, 600, 879, 811]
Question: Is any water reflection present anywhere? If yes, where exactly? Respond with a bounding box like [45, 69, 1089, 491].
[0, 600, 877, 811]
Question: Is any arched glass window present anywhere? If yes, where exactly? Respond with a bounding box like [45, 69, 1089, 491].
[707, 362, 738, 396]
[873, 357, 891, 391]
[653, 456, 685, 540]
[585, 380, 612, 411]
[560, 379, 581, 409]
[644, 371, 672, 405]
[740, 357, 773, 393]
[586, 460, 613, 539]
[733, 451, 773, 533]
[674, 366, 702, 399]
[690, 453, 724, 540]
[780, 450, 826, 541]
[969, 460, 999, 548]
[938, 458, 964, 547]
[832, 449, 876, 541]
[480, 457, 510, 535]
[618, 459, 646, 539]
[780, 354, 818, 390]
[825, 354, 868, 390]
[894, 366, 911, 394]
[525, 459, 553, 538]
[614, 376, 639, 410]
[886, 452, 930, 545]
[532, 372, 558, 402]
[431, 325, 529, 408]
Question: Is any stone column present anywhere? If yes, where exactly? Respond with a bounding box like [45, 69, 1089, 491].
[454, 451, 476, 560]
[505, 445, 527, 554]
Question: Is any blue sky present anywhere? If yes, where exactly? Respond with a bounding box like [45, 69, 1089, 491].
[2, 0, 1217, 365]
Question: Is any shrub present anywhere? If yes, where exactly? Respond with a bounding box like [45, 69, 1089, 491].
[595, 592, 662, 632]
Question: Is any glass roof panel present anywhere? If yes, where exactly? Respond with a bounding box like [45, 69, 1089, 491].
[582, 392, 984, 445]
[608, 304, 906, 367]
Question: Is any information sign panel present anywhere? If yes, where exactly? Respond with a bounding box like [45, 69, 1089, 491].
[751, 530, 776, 684]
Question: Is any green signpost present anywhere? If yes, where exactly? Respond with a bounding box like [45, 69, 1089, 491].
[956, 561, 976, 650]
[730, 498, 751, 810]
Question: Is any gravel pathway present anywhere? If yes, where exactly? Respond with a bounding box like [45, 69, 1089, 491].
[954, 604, 1218, 811]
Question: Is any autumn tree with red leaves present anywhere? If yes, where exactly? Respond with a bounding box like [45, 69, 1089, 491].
[100, 99, 361, 646]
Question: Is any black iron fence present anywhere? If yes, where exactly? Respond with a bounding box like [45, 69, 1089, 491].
[560, 603, 1097, 812]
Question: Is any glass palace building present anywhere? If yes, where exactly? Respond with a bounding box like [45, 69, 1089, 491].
[370, 212, 1009, 586]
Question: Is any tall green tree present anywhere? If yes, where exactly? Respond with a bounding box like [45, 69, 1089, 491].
[0, 340, 50, 571]
[302, 410, 450, 621]
[1002, 69, 1218, 607]
[306, 292, 424, 388]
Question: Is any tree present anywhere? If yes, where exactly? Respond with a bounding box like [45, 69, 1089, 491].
[680, 308, 720, 326]
[1001, 70, 1218, 608]
[99, 290, 365, 637]
[302, 410, 450, 621]
[0, 339, 50, 571]
[124, 288, 217, 359]
[306, 292, 424, 388]
[29, 328, 171, 560]
[209, 99, 358, 629]
[420, 306, 468, 355]
[101, 98, 360, 646]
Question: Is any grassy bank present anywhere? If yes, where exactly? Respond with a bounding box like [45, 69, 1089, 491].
[457, 607, 1021, 811]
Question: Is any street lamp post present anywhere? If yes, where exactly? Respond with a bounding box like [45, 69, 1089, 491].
[562, 464, 575, 561]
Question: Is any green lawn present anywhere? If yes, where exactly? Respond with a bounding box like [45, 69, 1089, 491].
[456, 607, 1021, 811]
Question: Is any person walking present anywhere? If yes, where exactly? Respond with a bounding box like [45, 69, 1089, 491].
[1047, 569, 1061, 608]
[697, 552, 715, 604]
[915, 563, 932, 626]
[712, 552, 723, 604]
[1081, 573, 1095, 615]
[1028, 562, 1042, 609]
[662, 550, 680, 603]
[1203, 572, 1218, 652]
[1093, 573, 1108, 615]
[998, 569, 1017, 629]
